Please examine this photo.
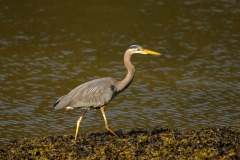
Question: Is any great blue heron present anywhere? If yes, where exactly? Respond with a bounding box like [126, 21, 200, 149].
[54, 45, 161, 140]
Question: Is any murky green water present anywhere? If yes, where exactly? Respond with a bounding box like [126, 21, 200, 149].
[0, 0, 239, 147]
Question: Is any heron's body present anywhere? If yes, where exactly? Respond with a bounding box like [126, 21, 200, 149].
[54, 77, 119, 110]
[54, 45, 160, 140]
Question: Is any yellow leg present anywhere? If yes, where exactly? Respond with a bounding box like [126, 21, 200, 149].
[75, 109, 88, 140]
[100, 106, 119, 138]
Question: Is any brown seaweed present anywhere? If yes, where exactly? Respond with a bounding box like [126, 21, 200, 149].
[0, 127, 239, 159]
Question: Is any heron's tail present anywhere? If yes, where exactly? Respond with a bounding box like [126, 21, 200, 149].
[54, 96, 70, 110]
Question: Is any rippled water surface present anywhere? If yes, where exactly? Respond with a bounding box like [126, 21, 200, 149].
[0, 0, 240, 147]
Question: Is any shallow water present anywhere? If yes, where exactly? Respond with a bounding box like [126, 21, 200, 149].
[0, 0, 239, 147]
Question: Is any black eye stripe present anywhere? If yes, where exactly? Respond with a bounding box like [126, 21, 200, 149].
[129, 45, 141, 49]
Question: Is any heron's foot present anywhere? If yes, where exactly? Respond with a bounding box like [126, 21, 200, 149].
[100, 107, 119, 138]
[105, 125, 119, 138]
[74, 133, 78, 141]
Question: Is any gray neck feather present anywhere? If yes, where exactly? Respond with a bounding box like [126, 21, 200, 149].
[117, 50, 135, 92]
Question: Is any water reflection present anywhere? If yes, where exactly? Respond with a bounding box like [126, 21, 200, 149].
[0, 0, 240, 147]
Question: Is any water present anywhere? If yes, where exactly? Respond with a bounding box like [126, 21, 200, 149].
[0, 0, 239, 147]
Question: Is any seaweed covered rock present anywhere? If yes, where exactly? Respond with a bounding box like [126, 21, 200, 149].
[0, 127, 239, 159]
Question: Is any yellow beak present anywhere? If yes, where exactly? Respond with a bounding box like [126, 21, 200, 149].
[141, 49, 161, 55]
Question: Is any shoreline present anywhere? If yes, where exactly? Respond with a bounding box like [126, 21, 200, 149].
[1, 127, 239, 159]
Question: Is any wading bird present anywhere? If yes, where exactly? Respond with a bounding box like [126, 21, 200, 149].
[54, 45, 161, 140]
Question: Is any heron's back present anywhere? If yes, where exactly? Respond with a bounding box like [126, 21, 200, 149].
[54, 77, 118, 110]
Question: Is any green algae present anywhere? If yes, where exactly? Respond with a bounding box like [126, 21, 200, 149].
[1, 127, 239, 159]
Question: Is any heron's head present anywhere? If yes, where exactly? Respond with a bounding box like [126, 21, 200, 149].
[128, 45, 161, 55]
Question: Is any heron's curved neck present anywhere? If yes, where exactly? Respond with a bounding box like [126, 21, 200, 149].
[117, 50, 135, 92]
